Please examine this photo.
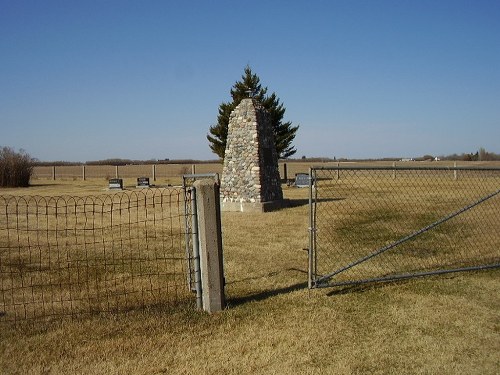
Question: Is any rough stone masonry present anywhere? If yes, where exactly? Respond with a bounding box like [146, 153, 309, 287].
[220, 98, 285, 212]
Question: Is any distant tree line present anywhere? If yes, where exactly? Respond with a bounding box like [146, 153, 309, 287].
[33, 150, 497, 166]
[290, 149, 500, 163]
[11, 147, 500, 171]
[33, 158, 220, 166]
[438, 148, 500, 161]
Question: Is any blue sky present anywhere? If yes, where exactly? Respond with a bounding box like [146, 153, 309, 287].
[1, 0, 499, 162]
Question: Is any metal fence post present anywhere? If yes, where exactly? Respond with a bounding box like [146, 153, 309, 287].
[183, 191, 194, 292]
[308, 168, 313, 288]
[308, 167, 317, 288]
[190, 187, 203, 310]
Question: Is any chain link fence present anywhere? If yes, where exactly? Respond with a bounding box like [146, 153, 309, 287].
[309, 167, 500, 288]
[0, 188, 195, 322]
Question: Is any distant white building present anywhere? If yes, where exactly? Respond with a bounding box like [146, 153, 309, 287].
[400, 158, 414, 162]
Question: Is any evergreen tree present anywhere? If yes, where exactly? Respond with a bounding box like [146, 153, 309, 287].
[207, 66, 299, 159]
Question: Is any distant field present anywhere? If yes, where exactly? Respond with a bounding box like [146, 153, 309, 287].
[32, 160, 500, 182]
[32, 163, 224, 182]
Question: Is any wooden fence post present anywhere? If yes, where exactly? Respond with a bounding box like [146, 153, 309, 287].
[193, 179, 225, 313]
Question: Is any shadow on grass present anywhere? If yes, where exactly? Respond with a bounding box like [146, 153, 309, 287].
[28, 183, 67, 188]
[323, 271, 464, 296]
[288, 197, 345, 208]
[226, 268, 307, 286]
[324, 281, 406, 296]
[227, 281, 308, 307]
[227, 268, 309, 307]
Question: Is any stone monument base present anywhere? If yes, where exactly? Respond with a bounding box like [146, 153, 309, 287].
[221, 199, 289, 213]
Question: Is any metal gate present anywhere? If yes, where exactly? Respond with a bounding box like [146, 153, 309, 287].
[308, 166, 500, 288]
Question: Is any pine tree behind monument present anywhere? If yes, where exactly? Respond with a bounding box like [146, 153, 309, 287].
[207, 66, 299, 159]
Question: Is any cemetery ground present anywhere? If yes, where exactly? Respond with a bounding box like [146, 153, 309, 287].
[1, 173, 499, 374]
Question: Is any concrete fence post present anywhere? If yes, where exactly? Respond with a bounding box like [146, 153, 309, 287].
[115, 165, 119, 179]
[82, 165, 86, 181]
[193, 179, 225, 313]
[152, 164, 156, 181]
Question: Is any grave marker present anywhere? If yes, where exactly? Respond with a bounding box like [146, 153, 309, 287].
[294, 173, 310, 188]
[109, 178, 123, 190]
[136, 177, 150, 188]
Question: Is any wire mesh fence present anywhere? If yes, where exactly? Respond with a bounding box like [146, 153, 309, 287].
[0, 188, 194, 322]
[309, 167, 500, 288]
[181, 173, 219, 295]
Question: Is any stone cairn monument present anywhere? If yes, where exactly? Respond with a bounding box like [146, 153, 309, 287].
[220, 98, 286, 212]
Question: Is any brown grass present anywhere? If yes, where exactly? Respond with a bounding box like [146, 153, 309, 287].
[1, 168, 499, 374]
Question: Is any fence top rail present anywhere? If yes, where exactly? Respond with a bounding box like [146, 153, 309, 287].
[182, 173, 220, 188]
[0, 187, 185, 205]
[310, 165, 500, 172]
[182, 173, 219, 180]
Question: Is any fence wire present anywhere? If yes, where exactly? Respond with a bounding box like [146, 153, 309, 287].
[181, 173, 219, 294]
[309, 167, 500, 287]
[0, 188, 194, 322]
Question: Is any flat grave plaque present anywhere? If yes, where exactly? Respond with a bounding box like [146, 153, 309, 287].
[109, 178, 123, 190]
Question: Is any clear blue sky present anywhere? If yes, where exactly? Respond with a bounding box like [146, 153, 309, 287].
[1, 0, 499, 162]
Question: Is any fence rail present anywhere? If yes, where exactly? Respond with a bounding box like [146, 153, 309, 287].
[309, 166, 500, 288]
[0, 188, 194, 322]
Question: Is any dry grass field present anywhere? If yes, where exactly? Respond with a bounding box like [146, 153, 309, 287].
[1, 162, 499, 374]
[32, 160, 500, 184]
